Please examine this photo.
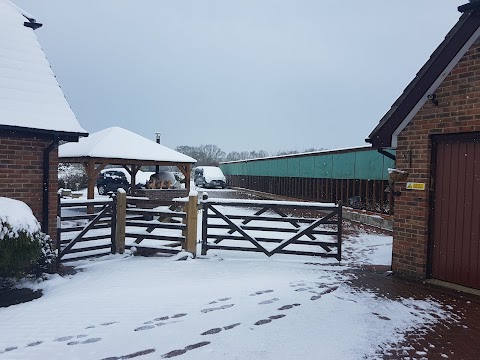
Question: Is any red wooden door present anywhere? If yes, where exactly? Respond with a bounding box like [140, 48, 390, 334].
[431, 135, 480, 289]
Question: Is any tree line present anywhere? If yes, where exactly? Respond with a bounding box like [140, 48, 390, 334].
[175, 144, 325, 166]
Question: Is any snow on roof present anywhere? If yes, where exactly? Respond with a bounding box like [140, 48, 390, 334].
[59, 127, 197, 163]
[0, 0, 86, 135]
[220, 146, 373, 164]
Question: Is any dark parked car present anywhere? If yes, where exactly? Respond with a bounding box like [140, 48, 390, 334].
[96, 170, 130, 195]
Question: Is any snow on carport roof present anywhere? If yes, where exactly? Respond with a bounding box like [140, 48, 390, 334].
[0, 0, 86, 135]
[59, 127, 196, 163]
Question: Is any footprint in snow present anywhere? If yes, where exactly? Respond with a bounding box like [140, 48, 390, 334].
[101, 348, 156, 360]
[254, 314, 286, 326]
[209, 297, 231, 304]
[249, 290, 274, 296]
[201, 323, 241, 335]
[372, 313, 391, 321]
[134, 325, 156, 332]
[3, 346, 18, 352]
[201, 304, 234, 313]
[100, 321, 118, 326]
[258, 298, 279, 305]
[310, 286, 339, 301]
[171, 313, 187, 319]
[334, 296, 357, 303]
[140, 313, 187, 329]
[201, 328, 222, 335]
[154, 320, 181, 327]
[67, 338, 102, 345]
[54, 336, 74, 342]
[162, 342, 210, 358]
[26, 341, 43, 347]
[278, 304, 301, 311]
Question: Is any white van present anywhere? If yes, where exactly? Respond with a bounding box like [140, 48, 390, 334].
[193, 166, 226, 188]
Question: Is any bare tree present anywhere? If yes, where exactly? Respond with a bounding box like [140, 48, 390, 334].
[176, 144, 225, 166]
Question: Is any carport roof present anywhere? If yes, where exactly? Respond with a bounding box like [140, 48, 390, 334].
[59, 127, 196, 164]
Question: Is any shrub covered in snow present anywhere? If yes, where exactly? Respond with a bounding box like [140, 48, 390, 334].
[0, 197, 56, 278]
[58, 162, 88, 190]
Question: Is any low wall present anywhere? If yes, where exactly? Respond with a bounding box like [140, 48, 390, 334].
[342, 208, 393, 231]
[135, 189, 188, 207]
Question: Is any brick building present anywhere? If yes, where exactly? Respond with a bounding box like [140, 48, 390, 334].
[0, 1, 87, 240]
[367, 1, 480, 290]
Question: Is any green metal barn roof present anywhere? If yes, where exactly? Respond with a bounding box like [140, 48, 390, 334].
[220, 147, 395, 181]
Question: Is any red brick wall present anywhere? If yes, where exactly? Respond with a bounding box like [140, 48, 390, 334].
[394, 39, 480, 278]
[0, 136, 59, 242]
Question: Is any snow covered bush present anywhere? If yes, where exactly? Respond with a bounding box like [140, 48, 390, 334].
[0, 198, 56, 278]
[58, 162, 88, 190]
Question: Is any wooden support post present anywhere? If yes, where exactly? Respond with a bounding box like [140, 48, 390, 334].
[366, 180, 370, 211]
[337, 200, 343, 262]
[320, 178, 324, 201]
[115, 189, 126, 254]
[352, 179, 357, 205]
[341, 179, 344, 204]
[359, 179, 363, 207]
[201, 193, 209, 255]
[123, 164, 140, 195]
[336, 179, 339, 203]
[380, 180, 385, 214]
[185, 164, 191, 192]
[184, 192, 198, 257]
[346, 179, 350, 204]
[176, 163, 191, 192]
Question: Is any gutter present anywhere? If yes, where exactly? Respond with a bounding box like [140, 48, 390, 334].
[43, 138, 59, 233]
[377, 149, 396, 161]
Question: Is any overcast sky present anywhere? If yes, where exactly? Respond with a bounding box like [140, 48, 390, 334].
[17, 0, 463, 153]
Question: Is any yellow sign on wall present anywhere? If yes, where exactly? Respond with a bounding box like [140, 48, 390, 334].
[406, 182, 425, 191]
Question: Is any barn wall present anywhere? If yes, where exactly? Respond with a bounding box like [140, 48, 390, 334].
[220, 148, 395, 214]
[394, 38, 480, 279]
[0, 136, 59, 242]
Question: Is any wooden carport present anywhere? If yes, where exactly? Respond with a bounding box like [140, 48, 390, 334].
[58, 127, 196, 199]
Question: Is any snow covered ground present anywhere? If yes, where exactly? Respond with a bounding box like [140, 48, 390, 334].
[0, 189, 452, 359]
[0, 236, 451, 359]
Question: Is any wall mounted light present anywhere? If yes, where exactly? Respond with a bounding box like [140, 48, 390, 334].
[427, 93, 439, 106]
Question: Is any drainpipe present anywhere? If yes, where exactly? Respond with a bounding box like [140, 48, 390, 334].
[43, 137, 59, 233]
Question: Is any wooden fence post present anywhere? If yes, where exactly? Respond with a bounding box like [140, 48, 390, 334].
[184, 192, 198, 257]
[115, 189, 126, 254]
[201, 193, 208, 255]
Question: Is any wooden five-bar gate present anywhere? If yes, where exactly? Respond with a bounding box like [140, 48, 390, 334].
[57, 192, 197, 264]
[201, 195, 342, 260]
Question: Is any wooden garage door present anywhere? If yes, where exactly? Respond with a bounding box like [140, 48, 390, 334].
[431, 134, 480, 289]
